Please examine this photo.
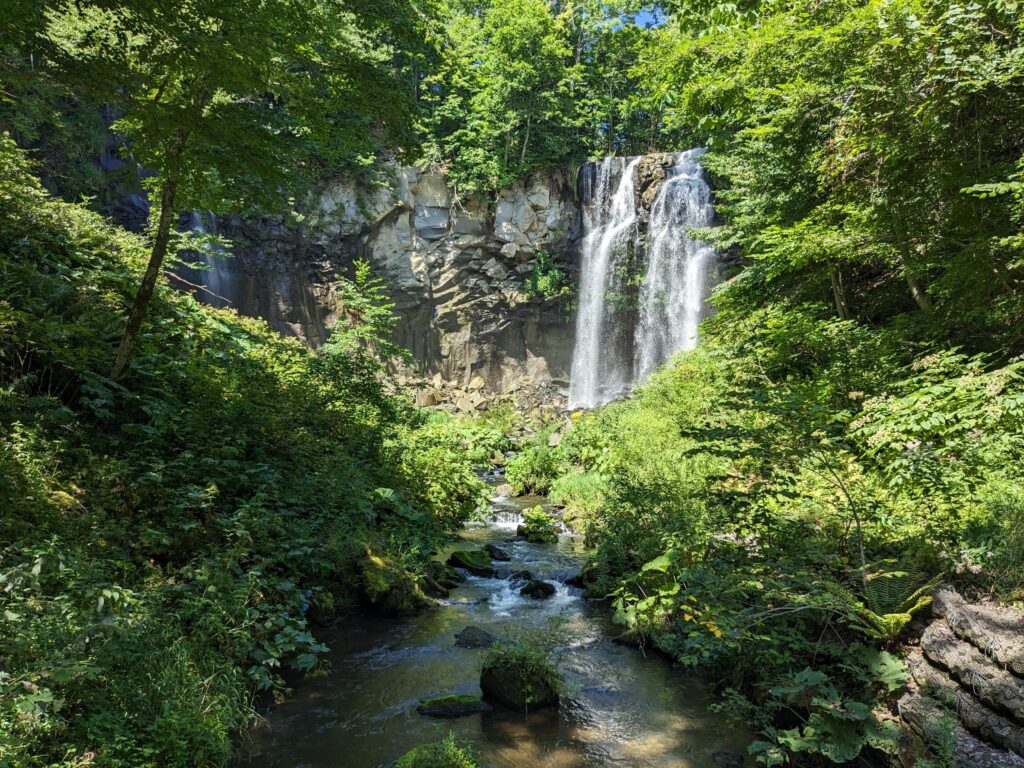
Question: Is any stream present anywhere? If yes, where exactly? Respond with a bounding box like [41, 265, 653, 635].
[243, 480, 750, 767]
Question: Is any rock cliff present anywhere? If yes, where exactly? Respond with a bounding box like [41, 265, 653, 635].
[186, 164, 581, 392]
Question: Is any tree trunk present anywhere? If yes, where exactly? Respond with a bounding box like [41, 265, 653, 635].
[109, 177, 179, 380]
[891, 211, 933, 312]
[829, 263, 851, 320]
[519, 114, 531, 167]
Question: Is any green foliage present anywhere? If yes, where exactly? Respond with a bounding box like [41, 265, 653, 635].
[523, 250, 570, 301]
[518, 507, 559, 543]
[504, 435, 561, 495]
[641, 0, 1024, 346]
[481, 638, 561, 705]
[395, 734, 478, 768]
[0, 140, 481, 766]
[418, 0, 660, 194]
[540, 297, 1024, 763]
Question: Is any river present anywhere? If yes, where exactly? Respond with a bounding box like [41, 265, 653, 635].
[242, 482, 749, 767]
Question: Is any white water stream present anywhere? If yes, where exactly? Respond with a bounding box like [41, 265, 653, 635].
[569, 152, 716, 408]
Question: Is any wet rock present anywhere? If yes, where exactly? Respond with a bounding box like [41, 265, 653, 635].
[416, 694, 492, 718]
[480, 660, 559, 712]
[612, 630, 649, 649]
[508, 569, 533, 583]
[419, 575, 449, 599]
[447, 549, 495, 577]
[566, 560, 600, 589]
[519, 580, 557, 599]
[454, 626, 498, 649]
[484, 544, 511, 562]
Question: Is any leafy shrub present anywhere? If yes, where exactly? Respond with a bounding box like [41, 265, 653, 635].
[504, 438, 561, 495]
[395, 734, 478, 768]
[518, 506, 559, 543]
[523, 250, 570, 301]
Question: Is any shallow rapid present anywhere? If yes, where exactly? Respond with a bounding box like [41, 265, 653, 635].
[243, 485, 748, 768]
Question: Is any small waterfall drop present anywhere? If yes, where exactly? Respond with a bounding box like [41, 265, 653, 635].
[569, 150, 716, 408]
[569, 156, 642, 408]
[634, 149, 715, 382]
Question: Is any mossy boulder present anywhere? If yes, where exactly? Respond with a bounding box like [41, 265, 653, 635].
[416, 694, 492, 718]
[447, 549, 495, 577]
[360, 550, 431, 615]
[519, 579, 557, 599]
[565, 560, 600, 588]
[480, 642, 560, 712]
[395, 734, 478, 768]
[454, 625, 497, 648]
[427, 561, 466, 590]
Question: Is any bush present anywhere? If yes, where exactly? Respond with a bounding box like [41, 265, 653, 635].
[504, 437, 561, 495]
[395, 734, 478, 768]
[518, 507, 559, 543]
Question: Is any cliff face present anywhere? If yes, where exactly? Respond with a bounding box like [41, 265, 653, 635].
[191, 165, 581, 392]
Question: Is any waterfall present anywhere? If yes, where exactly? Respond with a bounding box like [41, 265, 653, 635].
[569, 150, 716, 408]
[634, 149, 715, 382]
[569, 156, 642, 408]
[185, 211, 233, 309]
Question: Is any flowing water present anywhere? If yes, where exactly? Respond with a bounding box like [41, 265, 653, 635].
[634, 150, 716, 383]
[569, 151, 717, 408]
[242, 482, 748, 768]
[570, 157, 642, 409]
[184, 211, 234, 309]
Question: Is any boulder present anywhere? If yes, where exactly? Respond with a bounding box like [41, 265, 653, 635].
[360, 551, 431, 615]
[467, 375, 486, 391]
[413, 206, 450, 240]
[519, 579, 557, 599]
[447, 549, 495, 577]
[508, 569, 533, 583]
[454, 625, 498, 649]
[426, 560, 466, 590]
[921, 620, 1024, 722]
[480, 660, 559, 712]
[484, 544, 511, 562]
[932, 585, 1024, 675]
[416, 694, 492, 718]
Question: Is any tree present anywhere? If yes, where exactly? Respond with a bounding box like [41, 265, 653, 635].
[420, 0, 575, 193]
[36, 0, 425, 379]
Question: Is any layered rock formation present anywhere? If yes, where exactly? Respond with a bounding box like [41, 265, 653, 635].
[183, 165, 581, 392]
[899, 585, 1024, 767]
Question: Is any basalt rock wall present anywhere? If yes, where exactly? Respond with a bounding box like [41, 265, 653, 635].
[195, 165, 583, 392]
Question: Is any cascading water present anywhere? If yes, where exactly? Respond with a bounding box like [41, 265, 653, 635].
[634, 149, 716, 382]
[184, 211, 233, 309]
[569, 157, 642, 408]
[569, 151, 716, 408]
